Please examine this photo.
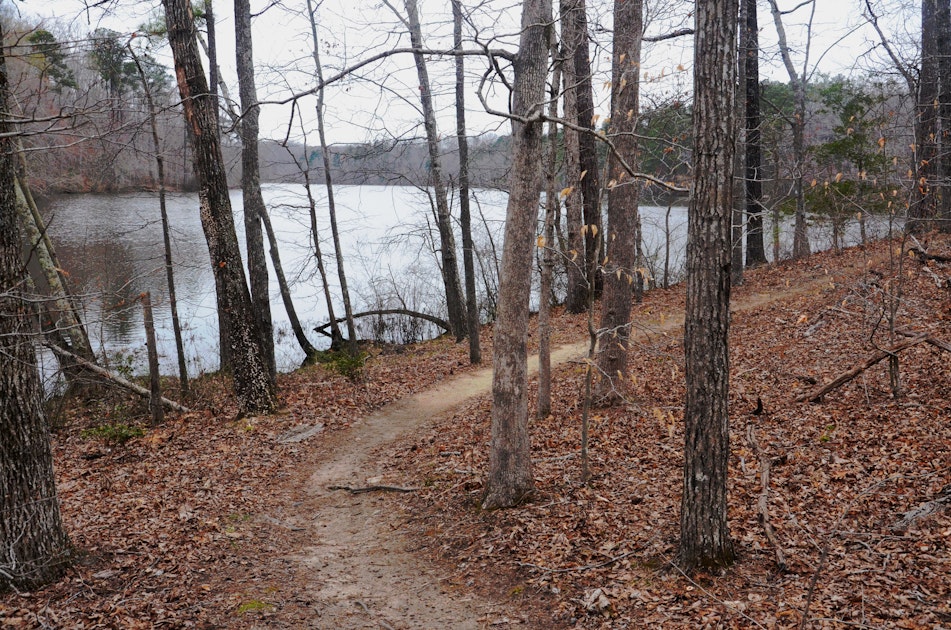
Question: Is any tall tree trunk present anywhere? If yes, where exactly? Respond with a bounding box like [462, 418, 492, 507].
[742, 0, 767, 264]
[204, 0, 219, 127]
[299, 163, 343, 346]
[679, 0, 738, 572]
[130, 45, 190, 397]
[306, 0, 359, 354]
[938, 0, 951, 231]
[483, 0, 551, 510]
[564, 0, 602, 301]
[402, 0, 467, 340]
[595, 0, 642, 403]
[912, 0, 941, 232]
[163, 0, 276, 414]
[561, 0, 587, 314]
[259, 209, 319, 363]
[235, 0, 277, 386]
[200, 0, 231, 371]
[768, 0, 811, 259]
[0, 22, 71, 589]
[453, 0, 481, 363]
[538, 38, 562, 420]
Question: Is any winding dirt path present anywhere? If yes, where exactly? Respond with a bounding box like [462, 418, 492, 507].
[287, 271, 843, 628]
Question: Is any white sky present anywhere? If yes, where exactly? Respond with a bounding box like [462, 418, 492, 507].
[10, 0, 919, 144]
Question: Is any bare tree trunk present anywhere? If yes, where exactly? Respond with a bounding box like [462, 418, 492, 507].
[204, 0, 219, 127]
[767, 0, 811, 259]
[595, 0, 642, 403]
[679, 0, 738, 572]
[259, 209, 319, 363]
[483, 0, 551, 510]
[732, 3, 746, 286]
[939, 0, 951, 231]
[564, 0, 602, 301]
[912, 0, 941, 232]
[0, 24, 71, 588]
[142, 292, 165, 426]
[561, 0, 587, 314]
[130, 45, 190, 397]
[401, 0, 468, 340]
[235, 0, 276, 386]
[163, 0, 276, 414]
[538, 38, 562, 420]
[453, 0, 481, 363]
[198, 0, 231, 372]
[742, 0, 767, 265]
[299, 162, 343, 346]
[306, 0, 359, 354]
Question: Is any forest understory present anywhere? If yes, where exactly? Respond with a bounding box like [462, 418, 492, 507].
[1, 233, 949, 628]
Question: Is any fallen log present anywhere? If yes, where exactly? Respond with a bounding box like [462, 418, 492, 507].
[313, 308, 452, 338]
[796, 333, 930, 403]
[908, 246, 951, 264]
[47, 343, 191, 413]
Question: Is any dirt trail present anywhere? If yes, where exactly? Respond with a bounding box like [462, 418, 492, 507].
[289, 272, 839, 628]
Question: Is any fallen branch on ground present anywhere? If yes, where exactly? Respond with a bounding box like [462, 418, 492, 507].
[517, 550, 638, 574]
[327, 484, 418, 494]
[47, 343, 191, 413]
[796, 333, 931, 402]
[908, 246, 951, 264]
[746, 422, 788, 572]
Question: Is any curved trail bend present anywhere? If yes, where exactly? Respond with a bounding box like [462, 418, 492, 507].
[289, 276, 835, 628]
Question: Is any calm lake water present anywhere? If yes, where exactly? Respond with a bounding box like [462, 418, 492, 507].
[40, 183, 897, 379]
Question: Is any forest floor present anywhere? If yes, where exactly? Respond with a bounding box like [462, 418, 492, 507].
[2, 233, 950, 628]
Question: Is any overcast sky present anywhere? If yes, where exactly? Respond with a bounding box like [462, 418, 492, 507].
[11, 0, 916, 144]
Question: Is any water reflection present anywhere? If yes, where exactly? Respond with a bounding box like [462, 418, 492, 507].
[40, 184, 900, 378]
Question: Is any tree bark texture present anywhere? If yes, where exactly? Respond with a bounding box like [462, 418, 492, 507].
[235, 0, 277, 385]
[742, 0, 767, 265]
[560, 0, 587, 314]
[563, 0, 602, 303]
[538, 40, 562, 420]
[483, 0, 551, 510]
[912, 0, 940, 232]
[453, 0, 482, 364]
[404, 0, 468, 341]
[595, 0, 642, 403]
[679, 0, 738, 572]
[0, 25, 71, 588]
[938, 0, 951, 230]
[163, 0, 276, 414]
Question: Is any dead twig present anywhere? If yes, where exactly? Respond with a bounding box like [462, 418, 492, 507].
[746, 422, 788, 573]
[327, 485, 418, 494]
[517, 550, 637, 574]
[796, 333, 930, 402]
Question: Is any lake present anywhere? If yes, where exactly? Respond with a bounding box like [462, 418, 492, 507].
[39, 183, 898, 379]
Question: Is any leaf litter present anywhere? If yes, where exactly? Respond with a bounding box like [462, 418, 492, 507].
[1, 234, 949, 628]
